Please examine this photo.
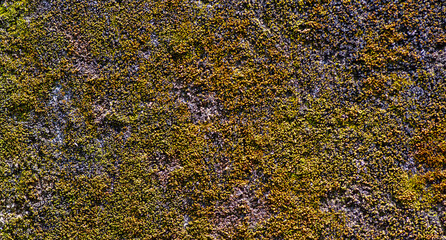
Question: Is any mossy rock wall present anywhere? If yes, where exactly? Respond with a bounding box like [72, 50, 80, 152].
[1, 0, 446, 239]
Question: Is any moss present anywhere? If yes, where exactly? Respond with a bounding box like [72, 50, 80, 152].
[1, 0, 446, 239]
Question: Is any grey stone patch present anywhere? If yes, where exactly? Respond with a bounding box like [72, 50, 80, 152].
[48, 85, 67, 144]
[171, 82, 223, 124]
[183, 214, 191, 228]
[212, 181, 270, 238]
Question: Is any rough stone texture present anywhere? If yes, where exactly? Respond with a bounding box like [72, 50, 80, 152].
[1, 0, 446, 239]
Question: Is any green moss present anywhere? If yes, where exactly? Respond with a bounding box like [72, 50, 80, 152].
[1, 0, 446, 238]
